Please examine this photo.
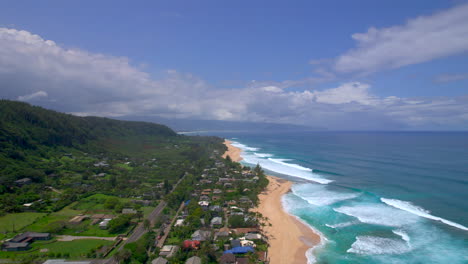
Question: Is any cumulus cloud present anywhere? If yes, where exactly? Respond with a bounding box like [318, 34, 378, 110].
[0, 27, 467, 130]
[334, 4, 468, 74]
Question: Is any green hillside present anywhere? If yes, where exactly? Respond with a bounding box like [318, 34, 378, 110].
[0, 100, 224, 214]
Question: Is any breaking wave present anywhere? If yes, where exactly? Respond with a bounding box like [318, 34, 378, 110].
[334, 204, 420, 227]
[292, 183, 360, 206]
[231, 141, 332, 184]
[381, 198, 468, 231]
[347, 236, 412, 255]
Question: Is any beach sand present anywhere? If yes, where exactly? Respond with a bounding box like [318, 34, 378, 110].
[223, 140, 321, 264]
[222, 140, 243, 162]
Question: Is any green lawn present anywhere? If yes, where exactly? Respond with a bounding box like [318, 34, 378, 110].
[0, 212, 47, 232]
[41, 239, 114, 258]
[24, 204, 82, 233]
[0, 239, 114, 259]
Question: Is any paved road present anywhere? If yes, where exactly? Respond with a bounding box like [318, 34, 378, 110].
[102, 173, 186, 263]
[56, 235, 117, 241]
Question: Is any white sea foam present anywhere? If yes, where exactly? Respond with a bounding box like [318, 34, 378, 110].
[268, 158, 313, 171]
[347, 236, 411, 255]
[334, 204, 419, 227]
[381, 198, 468, 231]
[392, 229, 410, 243]
[292, 184, 360, 206]
[253, 152, 273, 158]
[230, 141, 259, 151]
[242, 152, 332, 184]
[326, 221, 357, 229]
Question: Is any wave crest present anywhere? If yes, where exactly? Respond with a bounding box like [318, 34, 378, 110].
[381, 198, 468, 231]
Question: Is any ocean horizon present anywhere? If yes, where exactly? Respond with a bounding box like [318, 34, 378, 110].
[202, 131, 468, 263]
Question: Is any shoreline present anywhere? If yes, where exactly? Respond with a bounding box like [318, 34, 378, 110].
[222, 139, 321, 264]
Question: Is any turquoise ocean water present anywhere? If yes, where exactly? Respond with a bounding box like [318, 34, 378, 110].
[202, 131, 468, 263]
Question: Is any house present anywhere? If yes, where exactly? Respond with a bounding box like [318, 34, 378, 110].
[235, 258, 249, 264]
[185, 256, 202, 264]
[219, 253, 236, 264]
[174, 219, 184, 227]
[99, 218, 112, 229]
[223, 246, 255, 255]
[239, 197, 252, 204]
[182, 240, 201, 250]
[198, 201, 209, 208]
[122, 208, 137, 214]
[191, 230, 212, 241]
[209, 205, 222, 212]
[199, 195, 210, 201]
[151, 257, 168, 264]
[210, 217, 223, 227]
[2, 242, 30, 251]
[230, 239, 241, 248]
[159, 245, 179, 258]
[10, 232, 51, 242]
[14, 178, 32, 186]
[214, 230, 230, 240]
[69, 215, 88, 224]
[213, 189, 223, 194]
[94, 161, 109, 167]
[245, 233, 262, 240]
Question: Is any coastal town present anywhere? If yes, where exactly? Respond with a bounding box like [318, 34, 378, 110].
[0, 134, 275, 263]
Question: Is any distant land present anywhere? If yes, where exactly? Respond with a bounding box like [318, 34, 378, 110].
[118, 116, 326, 133]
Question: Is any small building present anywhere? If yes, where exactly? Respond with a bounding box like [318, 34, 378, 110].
[245, 233, 262, 240]
[151, 257, 168, 264]
[2, 242, 30, 251]
[230, 239, 241, 248]
[159, 245, 179, 258]
[219, 253, 236, 264]
[185, 256, 202, 264]
[182, 240, 200, 250]
[15, 178, 32, 186]
[99, 218, 112, 229]
[122, 208, 137, 214]
[174, 219, 184, 227]
[10, 232, 51, 243]
[210, 217, 223, 227]
[191, 230, 212, 241]
[213, 189, 223, 194]
[198, 201, 210, 208]
[223, 246, 255, 255]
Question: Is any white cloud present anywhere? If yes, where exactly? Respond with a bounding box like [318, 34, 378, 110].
[17, 90, 48, 102]
[311, 82, 375, 105]
[0, 27, 467, 130]
[335, 4, 468, 73]
[261, 86, 282, 93]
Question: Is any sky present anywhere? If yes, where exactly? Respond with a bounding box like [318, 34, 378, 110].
[0, 0, 468, 130]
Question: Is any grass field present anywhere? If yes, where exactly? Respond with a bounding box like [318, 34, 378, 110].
[0, 212, 47, 233]
[0, 239, 114, 259]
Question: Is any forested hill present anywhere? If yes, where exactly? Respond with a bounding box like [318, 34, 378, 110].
[0, 100, 224, 214]
[0, 100, 176, 149]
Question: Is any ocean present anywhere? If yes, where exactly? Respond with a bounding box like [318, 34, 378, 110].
[201, 131, 468, 263]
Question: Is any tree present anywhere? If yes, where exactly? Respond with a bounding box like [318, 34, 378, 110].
[143, 219, 150, 231]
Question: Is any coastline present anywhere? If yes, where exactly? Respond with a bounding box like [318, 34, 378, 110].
[223, 139, 321, 264]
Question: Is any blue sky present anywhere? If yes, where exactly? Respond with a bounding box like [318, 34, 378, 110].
[0, 0, 467, 129]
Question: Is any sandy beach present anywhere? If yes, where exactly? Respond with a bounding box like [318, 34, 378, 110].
[222, 140, 243, 162]
[223, 140, 321, 264]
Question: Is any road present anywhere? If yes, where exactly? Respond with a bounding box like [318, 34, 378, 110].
[101, 173, 186, 263]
